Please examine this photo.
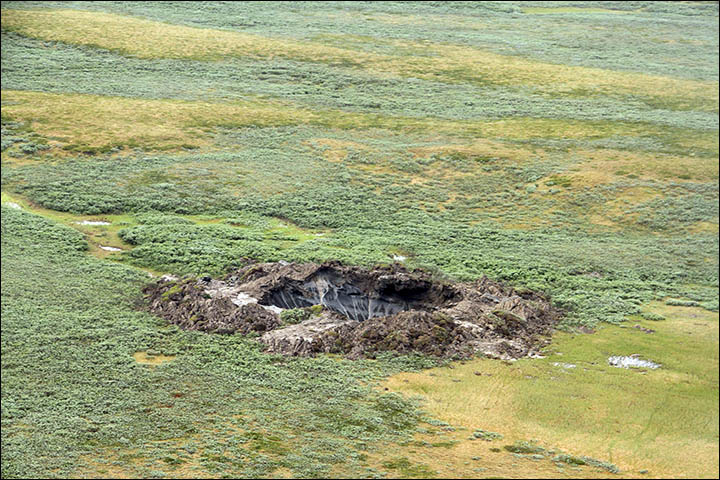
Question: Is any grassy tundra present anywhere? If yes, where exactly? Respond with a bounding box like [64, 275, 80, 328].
[1, 2, 718, 478]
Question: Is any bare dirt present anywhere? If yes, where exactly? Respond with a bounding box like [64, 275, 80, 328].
[143, 261, 560, 360]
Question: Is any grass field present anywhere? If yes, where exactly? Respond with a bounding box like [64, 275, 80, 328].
[383, 302, 719, 478]
[2, 2, 718, 478]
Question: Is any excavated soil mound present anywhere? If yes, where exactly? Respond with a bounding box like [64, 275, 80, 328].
[143, 261, 560, 360]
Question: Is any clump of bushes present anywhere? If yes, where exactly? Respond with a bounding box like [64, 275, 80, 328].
[280, 305, 323, 325]
[545, 175, 572, 188]
[553, 454, 619, 474]
[504, 441, 545, 454]
[20, 142, 51, 155]
[280, 308, 310, 325]
[665, 299, 699, 307]
[470, 429, 503, 441]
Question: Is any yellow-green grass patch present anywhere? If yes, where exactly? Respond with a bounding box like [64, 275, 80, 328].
[1, 90, 314, 152]
[584, 186, 665, 229]
[2, 9, 717, 110]
[0, 8, 369, 64]
[304, 137, 373, 163]
[523, 7, 635, 15]
[360, 430, 620, 479]
[364, 12, 487, 30]
[4, 90, 714, 156]
[562, 149, 720, 185]
[408, 138, 546, 164]
[383, 303, 719, 479]
[688, 220, 720, 234]
[72, 435, 214, 478]
[132, 351, 176, 366]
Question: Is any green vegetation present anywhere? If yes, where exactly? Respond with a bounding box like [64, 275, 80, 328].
[640, 311, 665, 321]
[280, 308, 313, 325]
[552, 454, 619, 474]
[2, 1, 718, 478]
[1, 206, 440, 478]
[3, 124, 716, 327]
[381, 457, 436, 478]
[3, 7, 717, 112]
[504, 441, 546, 455]
[471, 429, 504, 441]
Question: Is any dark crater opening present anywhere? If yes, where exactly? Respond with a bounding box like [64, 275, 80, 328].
[143, 261, 560, 359]
[258, 265, 460, 322]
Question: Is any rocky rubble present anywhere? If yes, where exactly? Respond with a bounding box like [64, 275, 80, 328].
[143, 261, 560, 360]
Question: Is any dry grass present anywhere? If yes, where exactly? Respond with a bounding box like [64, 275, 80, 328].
[304, 138, 490, 188]
[305, 137, 372, 163]
[71, 441, 216, 479]
[563, 149, 719, 185]
[390, 42, 717, 110]
[70, 415, 269, 479]
[584, 185, 663, 229]
[365, 12, 487, 29]
[383, 303, 719, 479]
[1, 90, 311, 151]
[0, 8, 364, 64]
[522, 7, 635, 14]
[132, 351, 176, 366]
[2, 8, 717, 109]
[6, 90, 703, 154]
[71, 451, 146, 479]
[361, 431, 618, 479]
[688, 221, 720, 234]
[409, 138, 545, 163]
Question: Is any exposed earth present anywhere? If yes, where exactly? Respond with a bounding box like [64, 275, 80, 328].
[143, 261, 560, 359]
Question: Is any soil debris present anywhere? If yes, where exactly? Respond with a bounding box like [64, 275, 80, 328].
[633, 324, 656, 334]
[143, 261, 560, 360]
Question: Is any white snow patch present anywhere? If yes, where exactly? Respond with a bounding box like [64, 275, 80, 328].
[608, 355, 660, 369]
[232, 292, 259, 307]
[4, 202, 21, 210]
[231, 291, 284, 313]
[261, 304, 284, 314]
[99, 245, 122, 252]
[77, 220, 110, 226]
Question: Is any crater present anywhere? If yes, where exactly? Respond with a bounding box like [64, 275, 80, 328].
[257, 265, 459, 322]
[143, 261, 560, 360]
